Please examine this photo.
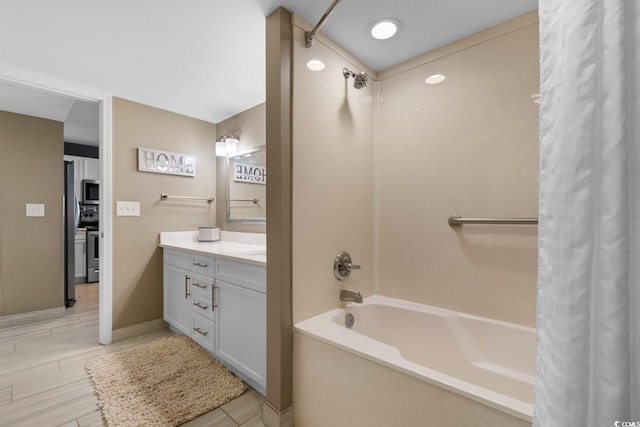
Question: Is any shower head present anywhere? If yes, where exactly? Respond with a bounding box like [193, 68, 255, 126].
[343, 67, 368, 89]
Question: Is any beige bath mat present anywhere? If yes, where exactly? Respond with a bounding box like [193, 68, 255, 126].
[85, 334, 246, 426]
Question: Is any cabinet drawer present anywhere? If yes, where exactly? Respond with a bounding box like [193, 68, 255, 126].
[216, 259, 266, 293]
[189, 273, 214, 299]
[191, 288, 215, 321]
[164, 249, 215, 277]
[191, 311, 215, 353]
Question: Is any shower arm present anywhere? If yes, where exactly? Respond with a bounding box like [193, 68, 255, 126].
[305, 0, 343, 48]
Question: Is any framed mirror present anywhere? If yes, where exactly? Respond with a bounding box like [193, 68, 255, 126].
[226, 145, 266, 223]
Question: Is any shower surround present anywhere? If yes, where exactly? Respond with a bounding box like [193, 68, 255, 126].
[290, 10, 539, 426]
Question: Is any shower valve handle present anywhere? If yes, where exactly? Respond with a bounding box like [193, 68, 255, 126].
[347, 263, 361, 271]
[334, 251, 360, 281]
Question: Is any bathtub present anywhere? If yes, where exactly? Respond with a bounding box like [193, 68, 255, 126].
[294, 295, 534, 424]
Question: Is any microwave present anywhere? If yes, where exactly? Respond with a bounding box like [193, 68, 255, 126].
[83, 180, 99, 204]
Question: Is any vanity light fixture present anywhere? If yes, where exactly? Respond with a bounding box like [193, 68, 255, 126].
[215, 141, 226, 157]
[371, 18, 400, 40]
[425, 74, 446, 85]
[307, 59, 326, 71]
[215, 133, 239, 157]
[224, 137, 238, 155]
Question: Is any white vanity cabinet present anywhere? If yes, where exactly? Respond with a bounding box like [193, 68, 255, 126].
[162, 247, 266, 395]
[215, 259, 266, 395]
[163, 263, 192, 335]
[163, 250, 216, 352]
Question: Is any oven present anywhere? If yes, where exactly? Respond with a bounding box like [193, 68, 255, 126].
[83, 179, 99, 204]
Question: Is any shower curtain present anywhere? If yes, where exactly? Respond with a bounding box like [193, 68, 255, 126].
[536, 1, 640, 426]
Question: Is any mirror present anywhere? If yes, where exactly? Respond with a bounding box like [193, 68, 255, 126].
[226, 145, 266, 223]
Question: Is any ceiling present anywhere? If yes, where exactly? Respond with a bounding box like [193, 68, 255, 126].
[0, 0, 538, 145]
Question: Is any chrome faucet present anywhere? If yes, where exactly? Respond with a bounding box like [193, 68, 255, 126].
[340, 289, 363, 304]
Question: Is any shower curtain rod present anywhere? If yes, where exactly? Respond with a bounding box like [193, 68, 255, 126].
[448, 214, 538, 226]
[305, 0, 343, 48]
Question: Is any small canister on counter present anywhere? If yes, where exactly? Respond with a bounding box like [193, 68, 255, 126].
[198, 226, 220, 242]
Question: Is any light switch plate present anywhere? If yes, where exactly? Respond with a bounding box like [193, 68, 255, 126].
[116, 201, 140, 216]
[26, 203, 45, 217]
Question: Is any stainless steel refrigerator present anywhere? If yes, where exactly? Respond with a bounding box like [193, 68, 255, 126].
[64, 161, 79, 307]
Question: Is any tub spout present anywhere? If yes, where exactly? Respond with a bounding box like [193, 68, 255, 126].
[340, 289, 363, 303]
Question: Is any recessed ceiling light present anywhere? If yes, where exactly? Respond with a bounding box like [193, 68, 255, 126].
[425, 74, 446, 85]
[306, 59, 326, 71]
[371, 19, 400, 40]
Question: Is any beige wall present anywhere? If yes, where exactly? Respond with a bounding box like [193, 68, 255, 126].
[216, 102, 266, 233]
[0, 111, 64, 315]
[112, 97, 216, 330]
[291, 17, 376, 324]
[376, 13, 539, 327]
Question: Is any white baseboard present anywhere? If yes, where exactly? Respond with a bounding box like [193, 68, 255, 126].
[0, 306, 65, 329]
[111, 318, 169, 343]
[263, 401, 293, 427]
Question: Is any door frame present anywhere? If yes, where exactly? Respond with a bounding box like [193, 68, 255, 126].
[0, 70, 113, 344]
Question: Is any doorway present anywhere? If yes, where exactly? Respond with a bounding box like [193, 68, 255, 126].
[0, 77, 112, 344]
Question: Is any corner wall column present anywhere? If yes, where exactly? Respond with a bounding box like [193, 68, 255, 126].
[264, 6, 294, 427]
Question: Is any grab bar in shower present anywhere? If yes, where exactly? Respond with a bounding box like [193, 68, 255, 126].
[160, 194, 214, 204]
[230, 199, 260, 204]
[448, 214, 538, 226]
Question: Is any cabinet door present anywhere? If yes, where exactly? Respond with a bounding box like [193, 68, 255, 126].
[163, 264, 192, 335]
[83, 158, 100, 181]
[215, 280, 266, 394]
[74, 235, 86, 279]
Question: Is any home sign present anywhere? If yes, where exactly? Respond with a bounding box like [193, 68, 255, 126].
[234, 163, 266, 184]
[138, 147, 196, 177]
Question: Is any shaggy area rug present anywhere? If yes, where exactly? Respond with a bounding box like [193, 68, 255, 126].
[85, 334, 246, 426]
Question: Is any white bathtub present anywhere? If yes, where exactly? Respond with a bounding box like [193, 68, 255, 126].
[294, 295, 535, 422]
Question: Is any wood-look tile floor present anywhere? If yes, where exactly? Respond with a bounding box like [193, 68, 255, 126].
[0, 284, 266, 426]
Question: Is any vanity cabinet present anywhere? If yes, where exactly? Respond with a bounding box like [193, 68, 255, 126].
[163, 250, 216, 352]
[162, 248, 266, 395]
[162, 263, 192, 336]
[215, 259, 266, 394]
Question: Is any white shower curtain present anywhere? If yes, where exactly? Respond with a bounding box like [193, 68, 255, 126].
[536, 1, 640, 426]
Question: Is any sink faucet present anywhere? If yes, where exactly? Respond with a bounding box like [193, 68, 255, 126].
[340, 289, 363, 304]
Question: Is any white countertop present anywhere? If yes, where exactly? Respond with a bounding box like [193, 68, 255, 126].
[159, 231, 266, 266]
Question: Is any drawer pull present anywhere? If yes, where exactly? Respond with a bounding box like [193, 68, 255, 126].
[193, 327, 208, 336]
[193, 261, 209, 268]
[185, 275, 191, 298]
[193, 282, 208, 290]
[212, 284, 218, 312]
[194, 302, 209, 310]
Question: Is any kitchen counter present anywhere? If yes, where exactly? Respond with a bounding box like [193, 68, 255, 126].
[159, 231, 266, 266]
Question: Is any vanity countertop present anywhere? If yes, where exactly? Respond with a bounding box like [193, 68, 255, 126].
[159, 231, 266, 266]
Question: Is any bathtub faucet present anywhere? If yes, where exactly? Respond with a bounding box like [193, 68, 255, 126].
[340, 289, 363, 304]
